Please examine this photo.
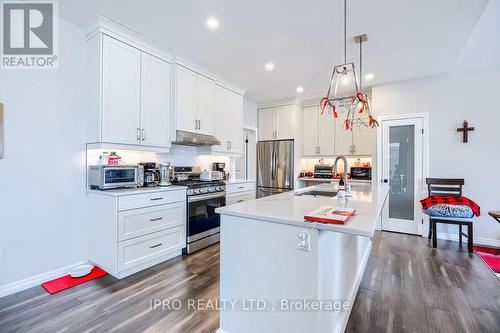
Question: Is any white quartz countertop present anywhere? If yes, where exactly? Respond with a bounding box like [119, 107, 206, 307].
[224, 179, 256, 185]
[297, 177, 371, 183]
[216, 183, 389, 238]
[87, 185, 187, 197]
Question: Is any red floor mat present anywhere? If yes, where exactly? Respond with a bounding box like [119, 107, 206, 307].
[41, 266, 107, 294]
[474, 246, 500, 273]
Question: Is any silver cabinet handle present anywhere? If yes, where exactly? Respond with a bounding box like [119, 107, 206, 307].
[318, 146, 320, 154]
[238, 186, 244, 189]
[149, 243, 162, 249]
[194, 119, 198, 130]
[137, 128, 141, 141]
[141, 129, 145, 141]
[229, 141, 232, 150]
[199, 119, 201, 130]
[237, 199, 244, 203]
[150, 217, 163, 222]
[227, 141, 230, 150]
[150, 197, 163, 201]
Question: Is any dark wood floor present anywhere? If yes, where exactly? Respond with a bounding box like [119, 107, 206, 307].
[1, 232, 499, 332]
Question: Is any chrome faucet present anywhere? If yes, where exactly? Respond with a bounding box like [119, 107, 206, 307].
[333, 155, 350, 194]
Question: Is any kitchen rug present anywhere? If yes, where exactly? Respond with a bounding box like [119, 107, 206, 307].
[474, 246, 500, 277]
[41, 266, 107, 294]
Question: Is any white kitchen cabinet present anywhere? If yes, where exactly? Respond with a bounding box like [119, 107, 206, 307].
[302, 106, 318, 155]
[140, 53, 172, 147]
[88, 188, 186, 279]
[213, 85, 244, 154]
[276, 105, 295, 140]
[87, 34, 172, 148]
[101, 36, 142, 145]
[334, 118, 352, 155]
[174, 65, 215, 135]
[196, 75, 215, 135]
[351, 126, 375, 155]
[174, 65, 197, 133]
[258, 105, 294, 141]
[258, 108, 276, 140]
[302, 105, 335, 156]
[334, 122, 375, 156]
[226, 181, 256, 205]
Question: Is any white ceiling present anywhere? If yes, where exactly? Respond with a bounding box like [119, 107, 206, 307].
[59, 0, 490, 102]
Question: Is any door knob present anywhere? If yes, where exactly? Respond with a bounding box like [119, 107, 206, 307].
[383, 179, 388, 183]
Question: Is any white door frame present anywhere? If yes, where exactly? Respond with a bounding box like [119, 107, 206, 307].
[376, 113, 429, 235]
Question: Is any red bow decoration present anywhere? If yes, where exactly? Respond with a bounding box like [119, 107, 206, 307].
[368, 115, 379, 128]
[352, 93, 368, 114]
[320, 97, 338, 118]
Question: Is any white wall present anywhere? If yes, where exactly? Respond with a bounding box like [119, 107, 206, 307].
[372, 66, 500, 245]
[0, 19, 88, 287]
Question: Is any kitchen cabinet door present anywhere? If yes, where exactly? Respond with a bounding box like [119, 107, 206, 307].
[213, 85, 229, 152]
[101, 36, 142, 145]
[196, 75, 215, 136]
[352, 126, 375, 155]
[140, 53, 171, 147]
[175, 65, 197, 133]
[318, 110, 335, 155]
[275, 105, 294, 139]
[228, 91, 243, 154]
[334, 118, 352, 155]
[258, 108, 276, 141]
[302, 106, 318, 156]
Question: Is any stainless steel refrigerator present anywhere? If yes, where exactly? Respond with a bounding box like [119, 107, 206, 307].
[257, 139, 294, 198]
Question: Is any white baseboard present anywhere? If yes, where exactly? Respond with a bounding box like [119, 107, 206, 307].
[0, 261, 88, 298]
[436, 232, 500, 248]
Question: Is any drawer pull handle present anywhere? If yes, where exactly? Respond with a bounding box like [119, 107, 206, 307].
[237, 186, 244, 189]
[150, 197, 163, 201]
[150, 217, 163, 222]
[150, 243, 162, 249]
[237, 200, 245, 203]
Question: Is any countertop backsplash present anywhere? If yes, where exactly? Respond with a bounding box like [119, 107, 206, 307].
[86, 145, 231, 172]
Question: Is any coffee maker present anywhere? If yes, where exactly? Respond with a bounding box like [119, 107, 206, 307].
[141, 162, 161, 187]
[159, 162, 173, 187]
[213, 162, 227, 180]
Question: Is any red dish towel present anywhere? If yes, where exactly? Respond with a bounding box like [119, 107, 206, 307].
[420, 195, 480, 217]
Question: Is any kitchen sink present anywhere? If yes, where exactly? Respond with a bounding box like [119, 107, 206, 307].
[295, 190, 338, 198]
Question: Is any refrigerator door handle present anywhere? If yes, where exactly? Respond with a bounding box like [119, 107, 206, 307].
[271, 148, 275, 180]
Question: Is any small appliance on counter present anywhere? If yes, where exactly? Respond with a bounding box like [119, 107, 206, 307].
[200, 170, 222, 181]
[88, 165, 138, 190]
[350, 166, 372, 180]
[313, 164, 334, 179]
[159, 162, 173, 187]
[213, 162, 227, 180]
[140, 162, 161, 187]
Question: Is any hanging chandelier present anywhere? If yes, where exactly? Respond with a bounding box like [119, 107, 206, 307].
[319, 0, 378, 130]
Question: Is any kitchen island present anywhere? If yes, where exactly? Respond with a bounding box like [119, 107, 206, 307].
[216, 183, 389, 333]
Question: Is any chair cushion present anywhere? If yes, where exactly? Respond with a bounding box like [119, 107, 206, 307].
[423, 204, 474, 218]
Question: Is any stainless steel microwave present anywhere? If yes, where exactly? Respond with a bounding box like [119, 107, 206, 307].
[88, 165, 138, 190]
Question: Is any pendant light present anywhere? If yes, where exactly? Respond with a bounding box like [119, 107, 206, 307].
[320, 0, 378, 130]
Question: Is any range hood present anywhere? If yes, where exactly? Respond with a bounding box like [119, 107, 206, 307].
[172, 130, 221, 147]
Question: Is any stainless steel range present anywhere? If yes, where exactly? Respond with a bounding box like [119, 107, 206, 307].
[173, 167, 226, 254]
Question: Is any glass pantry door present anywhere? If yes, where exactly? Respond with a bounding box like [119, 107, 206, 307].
[381, 117, 424, 235]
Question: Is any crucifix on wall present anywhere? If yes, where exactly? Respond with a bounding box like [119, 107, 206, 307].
[457, 120, 474, 143]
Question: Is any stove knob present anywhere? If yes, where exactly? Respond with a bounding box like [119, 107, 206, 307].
[207, 187, 212, 192]
[199, 188, 205, 193]
[192, 189, 198, 194]
[215, 186, 221, 191]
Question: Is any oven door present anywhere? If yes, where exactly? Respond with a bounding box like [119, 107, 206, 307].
[187, 192, 226, 243]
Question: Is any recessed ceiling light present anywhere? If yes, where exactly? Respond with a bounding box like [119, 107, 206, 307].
[296, 86, 304, 93]
[206, 17, 219, 30]
[265, 62, 275, 71]
[364, 73, 375, 81]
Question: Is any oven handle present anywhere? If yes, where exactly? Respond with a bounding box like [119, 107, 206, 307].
[188, 192, 226, 203]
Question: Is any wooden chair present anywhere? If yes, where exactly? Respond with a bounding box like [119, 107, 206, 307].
[426, 178, 474, 253]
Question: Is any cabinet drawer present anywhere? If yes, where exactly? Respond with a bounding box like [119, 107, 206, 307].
[119, 190, 185, 211]
[118, 226, 184, 272]
[226, 182, 255, 194]
[118, 202, 185, 241]
[226, 191, 255, 205]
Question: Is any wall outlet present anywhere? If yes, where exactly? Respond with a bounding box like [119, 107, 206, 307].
[297, 232, 310, 252]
